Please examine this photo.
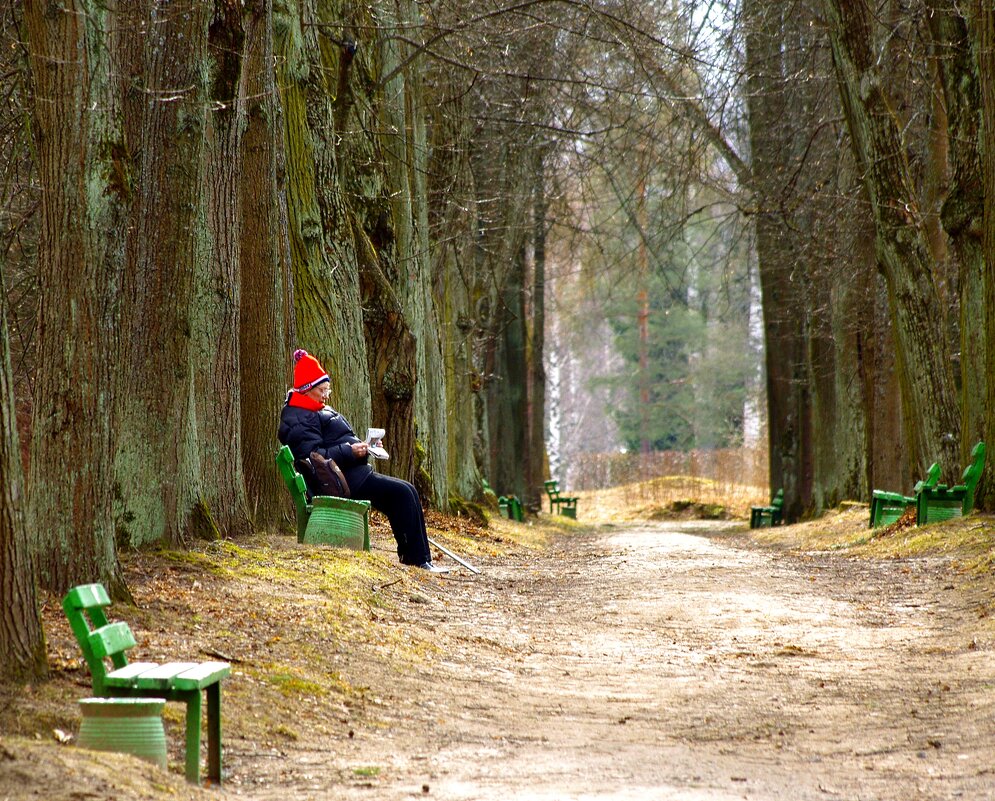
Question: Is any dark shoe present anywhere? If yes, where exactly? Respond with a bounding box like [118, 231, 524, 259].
[417, 562, 451, 574]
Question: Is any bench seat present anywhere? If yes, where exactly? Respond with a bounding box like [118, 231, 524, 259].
[106, 661, 231, 692]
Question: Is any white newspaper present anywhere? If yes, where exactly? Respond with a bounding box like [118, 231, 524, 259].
[365, 428, 389, 460]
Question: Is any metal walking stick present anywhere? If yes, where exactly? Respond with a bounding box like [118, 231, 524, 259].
[427, 537, 481, 574]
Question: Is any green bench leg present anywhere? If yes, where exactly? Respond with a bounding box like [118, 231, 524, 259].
[180, 686, 223, 785]
[184, 690, 202, 784]
[207, 683, 222, 783]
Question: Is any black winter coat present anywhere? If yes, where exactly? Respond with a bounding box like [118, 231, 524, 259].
[278, 403, 373, 492]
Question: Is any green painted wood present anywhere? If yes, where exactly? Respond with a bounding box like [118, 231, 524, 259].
[63, 584, 229, 785]
[275, 445, 370, 549]
[916, 484, 967, 525]
[870, 462, 941, 528]
[958, 441, 986, 514]
[88, 622, 138, 660]
[543, 480, 578, 516]
[750, 489, 783, 528]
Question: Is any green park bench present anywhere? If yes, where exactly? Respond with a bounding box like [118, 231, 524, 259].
[497, 495, 524, 521]
[63, 583, 230, 785]
[916, 441, 986, 525]
[868, 462, 941, 528]
[749, 489, 783, 528]
[543, 480, 578, 518]
[275, 445, 371, 549]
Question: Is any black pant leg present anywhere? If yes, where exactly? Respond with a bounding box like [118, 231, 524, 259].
[353, 473, 431, 565]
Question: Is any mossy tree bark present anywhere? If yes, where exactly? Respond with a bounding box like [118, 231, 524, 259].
[275, 0, 370, 426]
[386, 0, 449, 507]
[476, 142, 533, 501]
[115, 0, 211, 548]
[193, 2, 252, 537]
[924, 2, 986, 492]
[23, 0, 126, 588]
[363, 1, 432, 492]
[975, 1, 995, 510]
[427, 71, 485, 503]
[240, 0, 294, 527]
[0, 261, 46, 682]
[824, 0, 960, 476]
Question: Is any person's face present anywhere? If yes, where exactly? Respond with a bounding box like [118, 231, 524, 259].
[306, 382, 331, 404]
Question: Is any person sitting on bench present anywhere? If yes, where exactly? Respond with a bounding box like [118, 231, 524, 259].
[278, 349, 449, 573]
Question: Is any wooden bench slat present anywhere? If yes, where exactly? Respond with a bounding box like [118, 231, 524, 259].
[105, 662, 160, 683]
[136, 661, 201, 679]
[128, 662, 202, 689]
[172, 662, 231, 690]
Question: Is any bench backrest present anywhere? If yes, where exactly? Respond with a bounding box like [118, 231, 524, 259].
[960, 441, 986, 512]
[771, 489, 784, 509]
[543, 480, 561, 499]
[63, 583, 136, 694]
[913, 462, 942, 494]
[276, 445, 311, 521]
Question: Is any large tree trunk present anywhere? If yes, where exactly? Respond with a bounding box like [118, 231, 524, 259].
[240, 0, 293, 527]
[115, 0, 212, 547]
[526, 151, 548, 511]
[926, 2, 986, 479]
[976, 1, 995, 510]
[275, 1, 370, 426]
[23, 0, 125, 589]
[427, 71, 485, 502]
[473, 115, 534, 501]
[193, 1, 252, 537]
[783, 2, 869, 510]
[823, 0, 960, 475]
[378, 1, 450, 505]
[486, 244, 530, 500]
[0, 261, 46, 682]
[743, 0, 812, 522]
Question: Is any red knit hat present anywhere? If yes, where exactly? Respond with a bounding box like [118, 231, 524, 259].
[291, 349, 330, 393]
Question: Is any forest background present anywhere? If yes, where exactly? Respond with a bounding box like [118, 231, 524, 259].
[3, 0, 995, 682]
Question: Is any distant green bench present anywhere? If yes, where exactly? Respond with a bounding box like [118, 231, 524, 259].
[275, 445, 370, 549]
[916, 441, 986, 525]
[749, 489, 783, 528]
[543, 480, 578, 518]
[869, 462, 941, 528]
[497, 495, 524, 522]
[63, 583, 230, 785]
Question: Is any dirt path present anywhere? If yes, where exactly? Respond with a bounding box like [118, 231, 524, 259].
[231, 521, 995, 800]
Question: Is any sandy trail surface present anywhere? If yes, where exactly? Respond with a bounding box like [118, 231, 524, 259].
[231, 521, 995, 800]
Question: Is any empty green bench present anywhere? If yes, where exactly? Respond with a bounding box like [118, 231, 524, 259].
[498, 495, 524, 522]
[917, 441, 986, 525]
[275, 445, 371, 549]
[543, 480, 578, 518]
[749, 489, 783, 528]
[63, 583, 230, 784]
[869, 462, 941, 528]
